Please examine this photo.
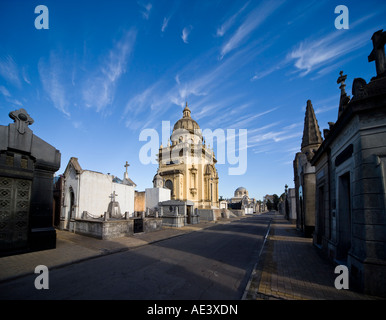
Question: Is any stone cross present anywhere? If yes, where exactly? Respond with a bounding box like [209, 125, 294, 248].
[337, 70, 351, 117]
[109, 191, 118, 202]
[368, 29, 386, 77]
[337, 71, 348, 94]
[124, 161, 130, 174]
[9, 108, 34, 134]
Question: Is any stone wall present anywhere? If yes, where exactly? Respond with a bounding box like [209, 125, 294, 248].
[72, 219, 133, 240]
[72, 217, 163, 240]
[145, 187, 170, 210]
[0, 108, 60, 256]
[144, 217, 163, 232]
[135, 191, 146, 212]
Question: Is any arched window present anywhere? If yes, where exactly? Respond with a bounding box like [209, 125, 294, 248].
[165, 180, 173, 194]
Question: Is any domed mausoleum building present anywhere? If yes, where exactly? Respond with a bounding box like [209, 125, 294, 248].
[154, 103, 219, 209]
[230, 186, 258, 214]
[233, 187, 249, 199]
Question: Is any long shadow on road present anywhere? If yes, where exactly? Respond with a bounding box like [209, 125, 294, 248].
[0, 215, 272, 300]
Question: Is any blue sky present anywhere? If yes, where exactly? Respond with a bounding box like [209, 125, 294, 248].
[0, 0, 385, 200]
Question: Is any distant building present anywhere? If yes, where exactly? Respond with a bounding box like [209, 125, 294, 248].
[230, 187, 258, 213]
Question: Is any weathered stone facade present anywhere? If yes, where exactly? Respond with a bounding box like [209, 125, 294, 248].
[293, 100, 323, 237]
[311, 30, 386, 297]
[60, 157, 136, 230]
[156, 103, 219, 209]
[159, 199, 198, 227]
[0, 108, 60, 256]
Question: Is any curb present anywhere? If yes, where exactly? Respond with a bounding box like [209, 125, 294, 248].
[241, 217, 272, 300]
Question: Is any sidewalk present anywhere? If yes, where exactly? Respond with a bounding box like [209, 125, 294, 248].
[0, 218, 232, 283]
[244, 212, 382, 300]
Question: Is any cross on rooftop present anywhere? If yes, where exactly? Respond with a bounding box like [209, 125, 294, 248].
[337, 70, 348, 94]
[9, 108, 34, 134]
[109, 191, 118, 202]
[124, 161, 130, 174]
[368, 29, 386, 77]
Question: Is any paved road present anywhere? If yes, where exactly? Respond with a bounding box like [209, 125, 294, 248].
[0, 215, 271, 300]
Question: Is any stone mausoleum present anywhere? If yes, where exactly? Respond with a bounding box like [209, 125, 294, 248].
[58, 157, 162, 239]
[293, 100, 323, 237]
[156, 103, 219, 210]
[311, 30, 386, 297]
[0, 108, 60, 256]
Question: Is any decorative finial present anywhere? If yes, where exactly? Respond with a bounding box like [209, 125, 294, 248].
[9, 108, 34, 134]
[183, 101, 191, 118]
[124, 161, 130, 174]
[109, 191, 118, 202]
[337, 70, 351, 117]
[337, 70, 347, 95]
[368, 29, 386, 78]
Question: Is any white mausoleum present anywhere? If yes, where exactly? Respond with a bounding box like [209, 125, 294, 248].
[59, 157, 136, 230]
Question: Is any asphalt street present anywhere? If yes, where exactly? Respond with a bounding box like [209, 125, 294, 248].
[0, 215, 271, 300]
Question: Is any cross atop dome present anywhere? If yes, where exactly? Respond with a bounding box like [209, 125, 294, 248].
[183, 101, 191, 118]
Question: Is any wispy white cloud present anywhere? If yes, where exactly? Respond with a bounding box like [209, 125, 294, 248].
[123, 77, 175, 130]
[314, 105, 337, 115]
[248, 120, 303, 155]
[123, 38, 271, 131]
[22, 67, 31, 85]
[82, 29, 136, 113]
[138, 2, 152, 20]
[0, 55, 21, 87]
[38, 52, 71, 117]
[291, 11, 384, 79]
[175, 42, 267, 104]
[0, 85, 23, 107]
[287, 30, 369, 77]
[161, 2, 179, 33]
[250, 130, 302, 144]
[251, 63, 284, 81]
[286, 0, 322, 26]
[0, 85, 11, 97]
[220, 0, 284, 59]
[181, 26, 193, 44]
[216, 1, 250, 37]
[162, 17, 170, 32]
[72, 121, 82, 129]
[230, 107, 278, 128]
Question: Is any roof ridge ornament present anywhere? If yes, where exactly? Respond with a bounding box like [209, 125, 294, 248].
[9, 108, 34, 134]
[368, 29, 386, 78]
[183, 101, 191, 118]
[337, 70, 351, 118]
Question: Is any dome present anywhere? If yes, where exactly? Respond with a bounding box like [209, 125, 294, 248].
[172, 102, 202, 137]
[234, 187, 248, 197]
[153, 171, 163, 188]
